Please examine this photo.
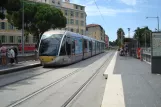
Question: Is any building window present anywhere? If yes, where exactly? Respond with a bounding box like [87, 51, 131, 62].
[9, 36, 14, 43]
[70, 19, 74, 24]
[9, 24, 14, 30]
[52, 0, 55, 3]
[81, 21, 84, 26]
[1, 22, 5, 29]
[81, 13, 84, 18]
[71, 11, 74, 17]
[86, 28, 88, 31]
[58, 1, 60, 5]
[75, 20, 79, 25]
[81, 29, 84, 35]
[75, 5, 78, 9]
[80, 6, 84, 10]
[18, 36, 21, 43]
[25, 35, 29, 43]
[75, 12, 79, 17]
[1, 35, 6, 43]
[65, 10, 68, 16]
[67, 18, 69, 24]
[33, 36, 37, 43]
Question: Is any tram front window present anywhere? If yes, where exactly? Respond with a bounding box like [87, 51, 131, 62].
[39, 34, 63, 56]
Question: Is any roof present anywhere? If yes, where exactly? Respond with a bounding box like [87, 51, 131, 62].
[86, 24, 104, 31]
[86, 24, 101, 28]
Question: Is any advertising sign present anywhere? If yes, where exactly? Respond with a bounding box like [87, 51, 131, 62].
[152, 33, 161, 56]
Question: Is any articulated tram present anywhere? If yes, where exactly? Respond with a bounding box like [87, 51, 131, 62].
[38, 30, 105, 67]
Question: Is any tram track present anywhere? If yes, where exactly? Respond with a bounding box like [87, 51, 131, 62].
[5, 52, 113, 107]
[61, 52, 114, 107]
[0, 52, 108, 89]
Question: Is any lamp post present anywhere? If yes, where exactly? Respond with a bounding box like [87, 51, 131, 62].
[128, 28, 130, 38]
[146, 16, 160, 32]
[22, 0, 24, 54]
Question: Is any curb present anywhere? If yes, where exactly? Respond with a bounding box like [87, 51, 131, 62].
[0, 63, 41, 75]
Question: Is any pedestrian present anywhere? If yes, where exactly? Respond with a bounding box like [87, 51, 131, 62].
[0, 46, 7, 65]
[8, 48, 15, 65]
[12, 46, 18, 64]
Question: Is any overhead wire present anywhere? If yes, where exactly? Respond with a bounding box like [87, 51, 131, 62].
[93, 0, 108, 29]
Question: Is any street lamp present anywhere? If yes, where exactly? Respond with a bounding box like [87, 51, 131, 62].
[146, 16, 160, 32]
[127, 28, 130, 38]
[22, 0, 24, 54]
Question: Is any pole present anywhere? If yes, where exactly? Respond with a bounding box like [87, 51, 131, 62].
[22, 0, 24, 54]
[157, 16, 159, 32]
[121, 31, 123, 46]
[144, 30, 146, 49]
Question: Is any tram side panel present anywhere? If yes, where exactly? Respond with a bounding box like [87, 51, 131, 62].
[92, 40, 96, 56]
[73, 36, 83, 62]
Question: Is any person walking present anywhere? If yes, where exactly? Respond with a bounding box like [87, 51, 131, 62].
[1, 46, 7, 65]
[12, 46, 18, 64]
[8, 48, 15, 65]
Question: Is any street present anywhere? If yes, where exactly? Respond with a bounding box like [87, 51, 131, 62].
[0, 51, 114, 107]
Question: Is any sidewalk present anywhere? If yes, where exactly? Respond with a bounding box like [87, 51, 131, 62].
[0, 60, 41, 75]
[102, 52, 161, 107]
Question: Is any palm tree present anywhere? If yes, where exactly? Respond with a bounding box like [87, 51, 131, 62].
[116, 28, 125, 46]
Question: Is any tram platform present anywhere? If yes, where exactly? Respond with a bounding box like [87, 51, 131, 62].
[101, 52, 161, 107]
[0, 60, 41, 75]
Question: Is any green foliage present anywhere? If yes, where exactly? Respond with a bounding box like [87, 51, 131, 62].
[116, 28, 125, 46]
[7, 0, 67, 44]
[117, 28, 125, 39]
[0, 0, 21, 19]
[133, 26, 152, 47]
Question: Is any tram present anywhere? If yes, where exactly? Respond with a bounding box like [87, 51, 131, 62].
[38, 30, 105, 67]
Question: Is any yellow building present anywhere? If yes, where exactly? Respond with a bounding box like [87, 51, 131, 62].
[32, 0, 87, 35]
[0, 0, 86, 46]
[86, 24, 105, 41]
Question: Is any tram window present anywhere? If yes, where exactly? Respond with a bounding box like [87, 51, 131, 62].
[89, 41, 92, 51]
[93, 41, 95, 51]
[84, 39, 88, 52]
[60, 36, 66, 56]
[72, 38, 75, 54]
[84, 39, 87, 48]
[66, 37, 71, 55]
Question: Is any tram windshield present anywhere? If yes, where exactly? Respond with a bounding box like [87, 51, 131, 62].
[39, 34, 63, 56]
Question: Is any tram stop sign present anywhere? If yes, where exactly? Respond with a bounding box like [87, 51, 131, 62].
[151, 32, 161, 74]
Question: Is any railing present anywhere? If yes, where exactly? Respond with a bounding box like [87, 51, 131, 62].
[141, 48, 151, 64]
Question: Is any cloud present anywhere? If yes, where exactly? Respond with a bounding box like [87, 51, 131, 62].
[86, 5, 138, 16]
[119, 0, 137, 6]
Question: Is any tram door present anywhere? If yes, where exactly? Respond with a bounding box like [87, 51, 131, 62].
[71, 36, 75, 62]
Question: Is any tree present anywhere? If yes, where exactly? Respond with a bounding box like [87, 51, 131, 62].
[0, 0, 21, 19]
[133, 26, 152, 47]
[116, 28, 125, 46]
[7, 0, 67, 45]
[117, 28, 125, 39]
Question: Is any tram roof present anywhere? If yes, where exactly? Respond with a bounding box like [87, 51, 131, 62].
[43, 30, 105, 43]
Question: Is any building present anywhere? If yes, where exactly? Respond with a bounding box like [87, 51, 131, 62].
[86, 24, 105, 41]
[32, 0, 86, 35]
[0, 0, 86, 51]
[105, 34, 109, 48]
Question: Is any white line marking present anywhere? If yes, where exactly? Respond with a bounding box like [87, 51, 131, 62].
[103, 51, 118, 76]
[101, 51, 126, 107]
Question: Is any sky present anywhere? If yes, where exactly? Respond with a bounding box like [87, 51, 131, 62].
[69, 0, 161, 41]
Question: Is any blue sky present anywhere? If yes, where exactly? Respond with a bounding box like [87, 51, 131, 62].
[69, 0, 161, 41]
